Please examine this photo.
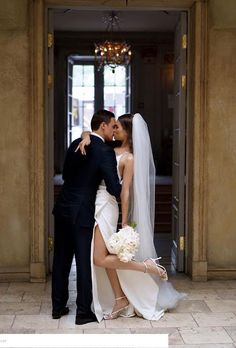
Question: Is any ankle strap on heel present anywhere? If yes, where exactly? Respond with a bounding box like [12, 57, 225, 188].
[115, 296, 127, 301]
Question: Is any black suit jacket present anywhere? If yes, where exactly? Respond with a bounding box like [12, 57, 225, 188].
[53, 135, 121, 227]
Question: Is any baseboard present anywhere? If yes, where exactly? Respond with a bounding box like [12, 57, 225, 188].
[0, 272, 30, 282]
[207, 268, 236, 280]
[0, 265, 45, 282]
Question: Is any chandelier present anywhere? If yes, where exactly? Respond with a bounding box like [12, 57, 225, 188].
[94, 12, 132, 73]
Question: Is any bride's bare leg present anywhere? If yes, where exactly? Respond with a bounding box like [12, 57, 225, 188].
[93, 226, 145, 272]
[93, 225, 165, 276]
[93, 226, 128, 312]
[105, 268, 125, 298]
[105, 269, 129, 313]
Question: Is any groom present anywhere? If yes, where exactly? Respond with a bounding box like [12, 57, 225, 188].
[52, 110, 121, 325]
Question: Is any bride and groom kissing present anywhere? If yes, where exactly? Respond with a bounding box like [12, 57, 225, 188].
[51, 109, 183, 325]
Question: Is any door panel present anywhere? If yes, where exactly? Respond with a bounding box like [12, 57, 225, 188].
[171, 12, 187, 272]
[46, 9, 54, 272]
[67, 58, 74, 146]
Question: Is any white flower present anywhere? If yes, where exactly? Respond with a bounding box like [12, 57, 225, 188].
[108, 225, 140, 262]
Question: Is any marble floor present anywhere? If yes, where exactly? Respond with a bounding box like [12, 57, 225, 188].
[1, 266, 236, 348]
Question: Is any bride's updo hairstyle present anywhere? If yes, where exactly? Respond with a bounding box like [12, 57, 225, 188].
[118, 113, 134, 152]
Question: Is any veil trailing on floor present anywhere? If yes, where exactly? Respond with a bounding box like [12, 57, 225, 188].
[130, 113, 157, 261]
[130, 113, 187, 309]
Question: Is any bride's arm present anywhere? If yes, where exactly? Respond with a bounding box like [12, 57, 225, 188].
[74, 131, 91, 154]
[120, 155, 134, 227]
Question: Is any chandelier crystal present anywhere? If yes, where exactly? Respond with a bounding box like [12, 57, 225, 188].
[94, 12, 132, 73]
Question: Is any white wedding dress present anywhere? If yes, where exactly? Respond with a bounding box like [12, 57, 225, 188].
[91, 153, 184, 322]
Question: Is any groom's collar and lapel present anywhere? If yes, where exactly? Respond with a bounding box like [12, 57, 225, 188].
[90, 132, 105, 143]
[90, 133, 122, 148]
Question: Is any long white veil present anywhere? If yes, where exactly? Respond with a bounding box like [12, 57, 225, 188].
[130, 113, 157, 261]
[130, 114, 186, 308]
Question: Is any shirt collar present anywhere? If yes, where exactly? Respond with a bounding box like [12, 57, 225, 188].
[91, 132, 105, 143]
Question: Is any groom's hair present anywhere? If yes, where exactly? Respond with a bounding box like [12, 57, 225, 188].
[91, 110, 115, 131]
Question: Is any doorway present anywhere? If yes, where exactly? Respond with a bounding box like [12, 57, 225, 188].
[47, 7, 189, 274]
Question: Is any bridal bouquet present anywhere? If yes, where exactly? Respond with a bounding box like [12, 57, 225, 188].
[108, 224, 140, 263]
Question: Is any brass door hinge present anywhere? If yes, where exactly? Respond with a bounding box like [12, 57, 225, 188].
[180, 236, 185, 251]
[182, 34, 187, 49]
[181, 75, 186, 88]
[48, 33, 53, 48]
[48, 74, 53, 89]
[48, 237, 54, 252]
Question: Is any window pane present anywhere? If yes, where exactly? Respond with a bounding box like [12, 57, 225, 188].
[70, 64, 95, 142]
[83, 66, 94, 87]
[115, 66, 126, 86]
[104, 68, 115, 86]
[104, 66, 126, 116]
[73, 65, 82, 86]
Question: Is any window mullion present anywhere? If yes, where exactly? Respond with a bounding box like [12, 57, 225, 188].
[95, 67, 104, 110]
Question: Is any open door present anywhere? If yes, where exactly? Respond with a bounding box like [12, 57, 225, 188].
[171, 12, 187, 272]
[67, 57, 74, 146]
[45, 8, 54, 272]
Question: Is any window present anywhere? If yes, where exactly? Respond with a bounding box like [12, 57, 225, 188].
[67, 56, 131, 146]
[68, 61, 95, 145]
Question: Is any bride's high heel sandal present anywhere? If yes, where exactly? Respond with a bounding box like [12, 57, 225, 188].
[143, 257, 168, 280]
[103, 296, 135, 320]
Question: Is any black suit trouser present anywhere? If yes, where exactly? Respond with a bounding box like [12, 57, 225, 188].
[52, 214, 93, 315]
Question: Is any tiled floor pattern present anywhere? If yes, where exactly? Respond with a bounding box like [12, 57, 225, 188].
[0, 269, 236, 347]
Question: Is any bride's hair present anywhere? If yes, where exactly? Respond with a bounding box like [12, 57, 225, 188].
[118, 113, 134, 152]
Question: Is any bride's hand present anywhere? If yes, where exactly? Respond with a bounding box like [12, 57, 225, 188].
[75, 133, 91, 155]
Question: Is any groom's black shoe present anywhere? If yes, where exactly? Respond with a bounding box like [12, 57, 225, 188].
[52, 306, 69, 319]
[75, 312, 97, 325]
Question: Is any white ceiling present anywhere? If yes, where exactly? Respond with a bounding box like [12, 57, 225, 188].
[53, 9, 180, 32]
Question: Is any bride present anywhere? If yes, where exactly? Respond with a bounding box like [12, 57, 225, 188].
[79, 113, 184, 322]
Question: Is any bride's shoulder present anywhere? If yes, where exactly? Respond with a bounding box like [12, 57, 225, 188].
[125, 153, 133, 161]
[123, 152, 133, 165]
